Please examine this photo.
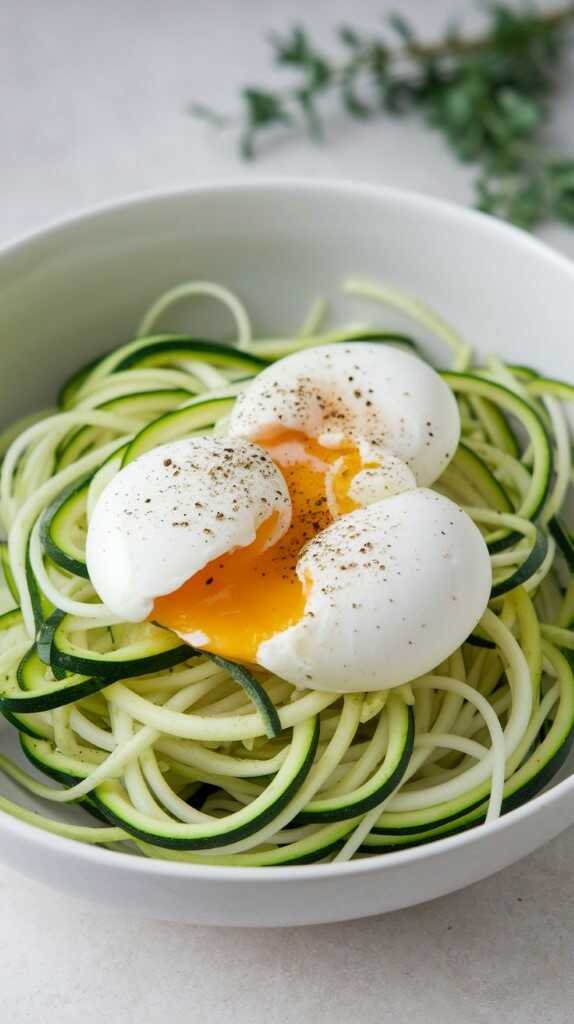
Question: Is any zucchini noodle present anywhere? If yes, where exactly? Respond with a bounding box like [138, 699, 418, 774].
[136, 281, 252, 350]
[0, 278, 571, 866]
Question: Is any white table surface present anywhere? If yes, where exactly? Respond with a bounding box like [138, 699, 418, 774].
[1, 1, 574, 1020]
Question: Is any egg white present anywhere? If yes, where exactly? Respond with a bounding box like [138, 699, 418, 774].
[228, 342, 460, 493]
[86, 436, 291, 621]
[257, 489, 492, 692]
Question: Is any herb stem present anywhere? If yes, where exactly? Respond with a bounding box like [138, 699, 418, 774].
[192, 3, 574, 230]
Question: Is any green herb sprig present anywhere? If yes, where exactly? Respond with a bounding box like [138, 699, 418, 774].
[191, 3, 574, 229]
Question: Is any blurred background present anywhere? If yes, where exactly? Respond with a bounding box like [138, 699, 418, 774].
[2, 0, 574, 255]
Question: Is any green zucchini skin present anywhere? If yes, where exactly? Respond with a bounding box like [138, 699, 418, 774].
[369, 794, 487, 837]
[210, 828, 354, 867]
[58, 355, 104, 409]
[20, 734, 87, 788]
[21, 718, 321, 852]
[56, 389, 192, 470]
[51, 635, 192, 681]
[251, 331, 417, 361]
[364, 739, 574, 849]
[95, 719, 319, 851]
[41, 477, 91, 579]
[369, 646, 574, 840]
[0, 543, 19, 604]
[15, 735, 114, 823]
[0, 607, 25, 632]
[451, 443, 513, 514]
[0, 610, 85, 720]
[273, 840, 345, 865]
[2, 709, 53, 740]
[25, 547, 54, 635]
[362, 817, 478, 852]
[443, 372, 553, 552]
[526, 376, 574, 403]
[58, 338, 262, 409]
[122, 395, 237, 464]
[329, 332, 416, 348]
[362, 730, 574, 852]
[297, 703, 414, 824]
[549, 518, 574, 572]
[0, 648, 109, 714]
[64, 332, 417, 397]
[0, 309, 571, 868]
[37, 609, 66, 667]
[490, 528, 549, 599]
[38, 611, 192, 680]
[204, 652, 282, 739]
[41, 441, 133, 581]
[466, 633, 496, 650]
[114, 336, 268, 374]
[470, 396, 521, 458]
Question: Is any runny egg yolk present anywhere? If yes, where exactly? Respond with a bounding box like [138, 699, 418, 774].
[151, 431, 365, 663]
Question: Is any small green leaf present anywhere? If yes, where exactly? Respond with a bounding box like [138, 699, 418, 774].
[190, 2, 574, 231]
[242, 88, 291, 128]
[339, 25, 361, 49]
[382, 79, 416, 114]
[271, 25, 331, 91]
[507, 181, 546, 228]
[388, 12, 416, 46]
[238, 88, 292, 159]
[341, 68, 371, 119]
[443, 84, 476, 128]
[475, 178, 500, 215]
[296, 89, 323, 140]
[367, 42, 390, 103]
[553, 195, 574, 223]
[452, 123, 485, 162]
[498, 89, 541, 135]
[548, 159, 574, 191]
[271, 25, 309, 64]
[549, 159, 574, 222]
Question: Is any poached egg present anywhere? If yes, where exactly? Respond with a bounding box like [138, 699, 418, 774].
[86, 343, 492, 692]
[228, 343, 461, 501]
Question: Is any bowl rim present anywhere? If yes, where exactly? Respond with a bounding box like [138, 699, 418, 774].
[1, 175, 573, 882]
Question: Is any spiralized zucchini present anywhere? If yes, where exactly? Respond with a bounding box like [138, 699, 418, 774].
[0, 277, 572, 866]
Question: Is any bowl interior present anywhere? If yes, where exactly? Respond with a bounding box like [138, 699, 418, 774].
[1, 182, 573, 420]
[0, 181, 573, 839]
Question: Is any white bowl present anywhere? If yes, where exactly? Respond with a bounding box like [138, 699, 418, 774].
[0, 180, 573, 927]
